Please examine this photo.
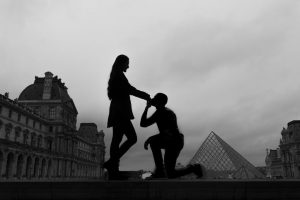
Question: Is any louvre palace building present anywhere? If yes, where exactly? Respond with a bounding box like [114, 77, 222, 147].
[266, 120, 300, 179]
[0, 72, 105, 180]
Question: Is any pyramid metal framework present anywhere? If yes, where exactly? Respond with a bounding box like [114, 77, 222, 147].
[189, 132, 264, 179]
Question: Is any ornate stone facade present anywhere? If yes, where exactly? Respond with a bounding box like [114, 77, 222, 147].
[266, 120, 300, 179]
[265, 148, 283, 178]
[279, 120, 300, 178]
[0, 72, 105, 180]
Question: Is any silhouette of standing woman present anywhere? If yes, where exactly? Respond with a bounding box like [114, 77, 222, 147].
[105, 55, 150, 180]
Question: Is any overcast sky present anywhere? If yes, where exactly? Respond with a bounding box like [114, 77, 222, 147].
[1, 0, 300, 171]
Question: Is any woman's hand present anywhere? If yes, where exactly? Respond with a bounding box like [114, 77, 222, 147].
[146, 99, 152, 109]
[143, 93, 151, 101]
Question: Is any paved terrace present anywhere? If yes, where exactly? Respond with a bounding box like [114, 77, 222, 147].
[0, 180, 300, 200]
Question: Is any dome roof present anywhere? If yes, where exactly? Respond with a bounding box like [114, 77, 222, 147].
[19, 80, 70, 101]
[18, 72, 77, 113]
[288, 120, 300, 127]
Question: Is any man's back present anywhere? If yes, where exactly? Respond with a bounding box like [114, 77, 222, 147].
[154, 107, 180, 136]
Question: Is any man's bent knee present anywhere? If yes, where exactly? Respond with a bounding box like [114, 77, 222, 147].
[149, 139, 160, 149]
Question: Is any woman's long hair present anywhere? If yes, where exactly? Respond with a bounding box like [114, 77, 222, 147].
[107, 55, 129, 99]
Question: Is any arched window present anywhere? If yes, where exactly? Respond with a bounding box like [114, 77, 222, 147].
[16, 154, 24, 179]
[41, 159, 46, 178]
[25, 156, 32, 178]
[0, 151, 3, 176]
[47, 160, 52, 177]
[5, 152, 14, 178]
[33, 157, 39, 177]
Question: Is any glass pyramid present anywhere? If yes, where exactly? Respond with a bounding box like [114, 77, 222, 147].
[189, 131, 264, 179]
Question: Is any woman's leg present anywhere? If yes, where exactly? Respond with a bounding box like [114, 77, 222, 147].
[117, 120, 137, 159]
[110, 124, 124, 161]
[104, 123, 124, 173]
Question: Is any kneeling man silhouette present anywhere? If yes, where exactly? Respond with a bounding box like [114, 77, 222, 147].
[140, 93, 203, 179]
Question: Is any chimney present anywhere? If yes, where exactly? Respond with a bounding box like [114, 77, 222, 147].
[4, 92, 9, 98]
[42, 72, 53, 100]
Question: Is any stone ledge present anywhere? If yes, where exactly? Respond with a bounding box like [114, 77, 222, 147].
[0, 180, 300, 200]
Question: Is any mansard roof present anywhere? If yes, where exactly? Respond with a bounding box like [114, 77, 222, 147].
[18, 73, 78, 114]
[77, 123, 104, 144]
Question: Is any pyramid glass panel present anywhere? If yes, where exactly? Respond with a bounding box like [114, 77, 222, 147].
[190, 132, 264, 179]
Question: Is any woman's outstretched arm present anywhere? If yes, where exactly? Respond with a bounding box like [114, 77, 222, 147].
[129, 85, 150, 101]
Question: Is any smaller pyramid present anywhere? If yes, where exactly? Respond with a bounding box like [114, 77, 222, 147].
[189, 131, 264, 179]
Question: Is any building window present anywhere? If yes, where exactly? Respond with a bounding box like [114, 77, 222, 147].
[0, 119, 3, 130]
[23, 130, 29, 144]
[31, 132, 36, 147]
[49, 126, 53, 132]
[37, 135, 42, 148]
[48, 139, 53, 151]
[26, 117, 29, 125]
[68, 140, 72, 154]
[9, 109, 12, 118]
[39, 123, 42, 130]
[34, 106, 40, 115]
[33, 121, 36, 128]
[49, 107, 56, 119]
[0, 106, 2, 114]
[5, 123, 13, 139]
[14, 126, 21, 142]
[17, 113, 21, 122]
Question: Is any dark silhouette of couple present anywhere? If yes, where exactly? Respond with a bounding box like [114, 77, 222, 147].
[104, 55, 203, 180]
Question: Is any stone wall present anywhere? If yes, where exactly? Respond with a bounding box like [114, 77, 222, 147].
[0, 180, 300, 200]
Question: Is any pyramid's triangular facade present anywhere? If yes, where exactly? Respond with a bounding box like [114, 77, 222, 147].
[189, 131, 264, 179]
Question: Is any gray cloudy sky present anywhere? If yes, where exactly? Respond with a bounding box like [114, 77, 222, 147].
[1, 0, 300, 171]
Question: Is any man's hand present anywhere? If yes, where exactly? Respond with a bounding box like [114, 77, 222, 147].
[146, 99, 152, 109]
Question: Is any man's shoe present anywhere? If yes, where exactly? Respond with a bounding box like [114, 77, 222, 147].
[190, 164, 203, 178]
[104, 159, 120, 172]
[103, 159, 113, 170]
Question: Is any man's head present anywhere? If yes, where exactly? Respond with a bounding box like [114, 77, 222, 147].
[151, 93, 168, 108]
